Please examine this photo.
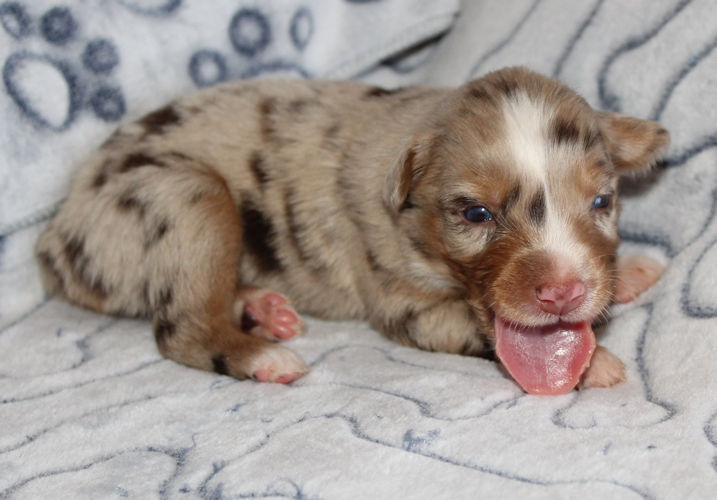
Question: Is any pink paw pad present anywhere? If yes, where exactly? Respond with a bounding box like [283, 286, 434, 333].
[251, 368, 304, 384]
[239, 290, 305, 341]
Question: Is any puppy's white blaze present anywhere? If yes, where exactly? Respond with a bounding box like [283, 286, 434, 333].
[541, 203, 590, 278]
[500, 92, 552, 186]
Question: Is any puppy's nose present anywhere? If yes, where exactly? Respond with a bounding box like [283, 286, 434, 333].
[535, 281, 586, 316]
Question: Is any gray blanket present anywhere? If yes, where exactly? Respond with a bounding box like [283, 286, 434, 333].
[1, 1, 716, 498]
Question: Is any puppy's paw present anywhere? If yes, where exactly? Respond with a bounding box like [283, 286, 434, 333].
[614, 254, 664, 304]
[246, 344, 308, 384]
[580, 346, 626, 390]
[234, 288, 305, 341]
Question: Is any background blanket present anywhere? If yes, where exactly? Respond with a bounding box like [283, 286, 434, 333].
[1, 0, 716, 498]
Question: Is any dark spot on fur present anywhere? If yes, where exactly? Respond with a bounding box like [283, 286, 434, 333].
[153, 318, 176, 345]
[461, 333, 495, 358]
[378, 309, 417, 347]
[120, 153, 164, 172]
[399, 196, 415, 211]
[240, 310, 260, 332]
[528, 189, 546, 225]
[583, 128, 602, 151]
[409, 236, 432, 259]
[212, 354, 228, 375]
[258, 98, 277, 140]
[469, 87, 490, 101]
[158, 286, 173, 309]
[249, 151, 269, 187]
[38, 250, 66, 291]
[87, 276, 109, 298]
[63, 236, 84, 269]
[62, 234, 108, 298]
[142, 280, 151, 306]
[93, 171, 107, 189]
[283, 189, 310, 263]
[289, 99, 310, 114]
[145, 218, 170, 249]
[322, 123, 342, 150]
[117, 193, 147, 218]
[189, 191, 206, 204]
[494, 78, 518, 97]
[240, 199, 283, 273]
[325, 123, 340, 138]
[365, 86, 404, 97]
[501, 185, 521, 214]
[366, 249, 386, 272]
[165, 151, 194, 163]
[551, 117, 581, 146]
[140, 105, 181, 137]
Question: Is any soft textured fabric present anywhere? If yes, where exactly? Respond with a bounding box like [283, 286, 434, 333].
[1, 1, 716, 498]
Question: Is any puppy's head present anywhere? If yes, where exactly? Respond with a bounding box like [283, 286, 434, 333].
[385, 67, 669, 394]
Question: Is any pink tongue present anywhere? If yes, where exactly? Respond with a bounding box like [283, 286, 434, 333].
[495, 317, 596, 395]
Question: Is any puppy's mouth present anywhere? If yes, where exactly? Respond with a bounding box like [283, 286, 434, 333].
[494, 316, 596, 395]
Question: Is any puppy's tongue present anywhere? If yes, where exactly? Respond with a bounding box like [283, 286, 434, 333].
[495, 317, 596, 395]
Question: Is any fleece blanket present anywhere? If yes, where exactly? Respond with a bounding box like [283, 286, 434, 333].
[1, 0, 716, 498]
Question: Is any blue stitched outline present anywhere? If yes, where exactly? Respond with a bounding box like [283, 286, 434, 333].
[115, 0, 182, 17]
[705, 411, 717, 472]
[552, 0, 604, 78]
[229, 8, 272, 59]
[552, 305, 677, 430]
[651, 35, 717, 121]
[633, 304, 678, 421]
[2, 51, 83, 132]
[0, 2, 32, 39]
[239, 60, 311, 80]
[196, 412, 657, 499]
[0, 355, 161, 404]
[681, 236, 717, 318]
[0, 393, 163, 454]
[597, 0, 692, 111]
[290, 7, 313, 52]
[0, 443, 193, 498]
[468, 0, 541, 79]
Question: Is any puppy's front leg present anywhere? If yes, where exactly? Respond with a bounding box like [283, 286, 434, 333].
[614, 254, 664, 304]
[374, 300, 491, 356]
[580, 346, 626, 389]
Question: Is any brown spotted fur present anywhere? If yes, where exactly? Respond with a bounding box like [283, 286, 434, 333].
[37, 67, 669, 386]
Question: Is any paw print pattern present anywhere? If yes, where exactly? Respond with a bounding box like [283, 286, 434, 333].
[0, 2, 31, 39]
[114, 0, 181, 17]
[40, 6, 77, 46]
[1, 3, 126, 131]
[189, 6, 313, 88]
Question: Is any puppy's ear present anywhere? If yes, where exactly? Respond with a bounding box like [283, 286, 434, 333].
[599, 112, 670, 174]
[383, 137, 431, 213]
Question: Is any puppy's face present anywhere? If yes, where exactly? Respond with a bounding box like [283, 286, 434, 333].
[386, 67, 669, 394]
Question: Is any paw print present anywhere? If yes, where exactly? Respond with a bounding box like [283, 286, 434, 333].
[1, 3, 125, 131]
[188, 6, 314, 88]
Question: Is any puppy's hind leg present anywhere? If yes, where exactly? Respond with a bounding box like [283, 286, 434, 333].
[37, 152, 307, 382]
[145, 167, 307, 382]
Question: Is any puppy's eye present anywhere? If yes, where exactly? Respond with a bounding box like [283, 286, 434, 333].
[463, 205, 494, 223]
[592, 194, 612, 211]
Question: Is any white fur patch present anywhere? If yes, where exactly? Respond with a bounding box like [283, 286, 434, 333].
[500, 92, 589, 276]
[500, 91, 551, 186]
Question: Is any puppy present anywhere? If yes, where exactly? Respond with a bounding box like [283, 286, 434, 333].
[36, 67, 668, 394]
